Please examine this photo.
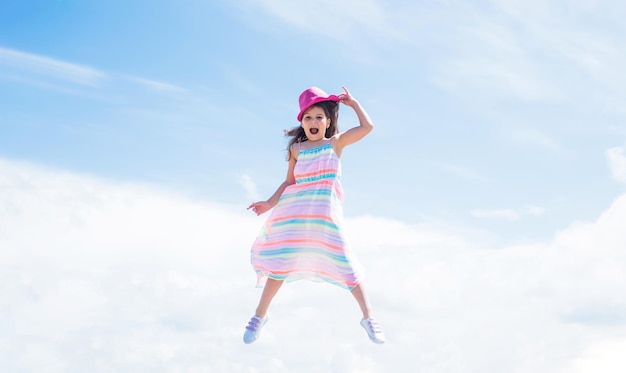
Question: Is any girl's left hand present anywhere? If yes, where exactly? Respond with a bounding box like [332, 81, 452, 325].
[337, 86, 356, 107]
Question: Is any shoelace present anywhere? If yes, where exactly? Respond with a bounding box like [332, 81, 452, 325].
[365, 319, 383, 333]
[246, 316, 262, 332]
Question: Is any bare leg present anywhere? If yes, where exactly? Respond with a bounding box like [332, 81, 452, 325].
[350, 283, 373, 319]
[254, 278, 284, 318]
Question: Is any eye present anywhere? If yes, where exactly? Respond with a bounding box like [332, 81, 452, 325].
[316, 116, 324, 121]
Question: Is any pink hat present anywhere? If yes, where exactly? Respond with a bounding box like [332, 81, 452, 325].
[297, 87, 340, 121]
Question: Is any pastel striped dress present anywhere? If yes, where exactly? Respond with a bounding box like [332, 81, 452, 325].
[250, 142, 363, 290]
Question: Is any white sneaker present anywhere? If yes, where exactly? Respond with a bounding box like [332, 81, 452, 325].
[360, 318, 386, 344]
[243, 315, 268, 344]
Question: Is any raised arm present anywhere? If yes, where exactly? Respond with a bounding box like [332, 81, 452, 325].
[247, 144, 298, 216]
[332, 86, 374, 157]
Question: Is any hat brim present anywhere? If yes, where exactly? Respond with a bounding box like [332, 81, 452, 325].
[297, 95, 340, 121]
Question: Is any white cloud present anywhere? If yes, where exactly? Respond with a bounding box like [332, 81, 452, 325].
[570, 339, 626, 373]
[606, 145, 626, 183]
[1, 157, 625, 371]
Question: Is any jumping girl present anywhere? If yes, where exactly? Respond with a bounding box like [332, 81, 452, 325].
[244, 86, 385, 344]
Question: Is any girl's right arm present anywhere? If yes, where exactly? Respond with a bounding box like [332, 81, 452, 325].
[332, 87, 374, 157]
[247, 144, 298, 216]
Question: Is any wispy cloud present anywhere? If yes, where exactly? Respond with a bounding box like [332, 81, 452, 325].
[508, 127, 562, 152]
[471, 208, 520, 221]
[435, 161, 487, 181]
[232, 0, 405, 44]
[124, 76, 188, 94]
[493, 1, 626, 97]
[524, 204, 547, 216]
[435, 24, 560, 102]
[0, 46, 107, 86]
[471, 204, 546, 221]
[421, 4, 557, 102]
[238, 174, 261, 201]
[428, 1, 626, 111]
[0, 46, 189, 98]
[606, 145, 626, 183]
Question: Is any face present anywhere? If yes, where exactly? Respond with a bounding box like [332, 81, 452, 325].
[301, 106, 330, 141]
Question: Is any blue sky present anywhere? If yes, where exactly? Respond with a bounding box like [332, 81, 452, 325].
[2, 0, 625, 243]
[2, 1, 626, 371]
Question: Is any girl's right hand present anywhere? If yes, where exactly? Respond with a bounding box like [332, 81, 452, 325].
[247, 201, 272, 216]
[337, 86, 357, 108]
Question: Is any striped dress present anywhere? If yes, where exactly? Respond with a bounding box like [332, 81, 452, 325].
[250, 142, 363, 290]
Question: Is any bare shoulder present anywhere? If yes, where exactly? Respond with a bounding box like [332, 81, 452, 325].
[289, 142, 299, 160]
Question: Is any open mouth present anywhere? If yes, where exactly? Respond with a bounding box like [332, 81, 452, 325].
[310, 128, 319, 135]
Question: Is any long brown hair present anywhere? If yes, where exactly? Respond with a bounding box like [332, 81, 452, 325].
[285, 100, 339, 160]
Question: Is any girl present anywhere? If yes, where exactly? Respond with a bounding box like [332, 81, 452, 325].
[244, 86, 385, 344]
